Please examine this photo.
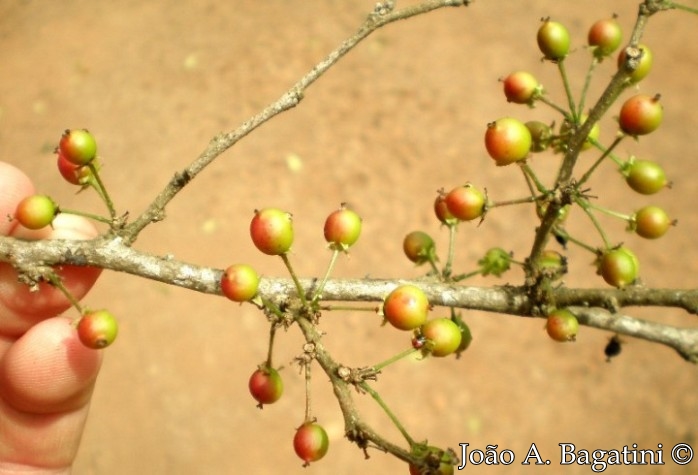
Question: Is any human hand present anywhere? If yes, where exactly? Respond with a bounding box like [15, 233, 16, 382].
[0, 162, 103, 474]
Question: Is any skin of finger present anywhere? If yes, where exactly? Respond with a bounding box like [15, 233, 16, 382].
[0, 317, 102, 468]
[0, 211, 102, 338]
[0, 162, 35, 236]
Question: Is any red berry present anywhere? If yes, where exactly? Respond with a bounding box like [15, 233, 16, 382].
[221, 264, 260, 302]
[444, 184, 486, 221]
[77, 309, 118, 349]
[403, 231, 437, 265]
[323, 205, 362, 251]
[293, 422, 329, 466]
[619, 94, 663, 136]
[419, 318, 462, 357]
[250, 208, 294, 255]
[624, 159, 667, 195]
[433, 192, 457, 225]
[502, 71, 540, 104]
[248, 366, 284, 406]
[383, 285, 429, 331]
[546, 308, 579, 342]
[618, 44, 653, 83]
[485, 117, 532, 166]
[588, 18, 622, 58]
[58, 129, 97, 165]
[57, 153, 95, 186]
[633, 205, 671, 239]
[598, 246, 639, 288]
[537, 19, 570, 60]
[14, 194, 58, 230]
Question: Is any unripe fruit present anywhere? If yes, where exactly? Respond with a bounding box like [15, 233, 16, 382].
[525, 120, 553, 153]
[502, 71, 540, 104]
[588, 18, 622, 58]
[633, 205, 671, 239]
[77, 310, 119, 349]
[619, 94, 663, 136]
[546, 308, 579, 342]
[248, 366, 284, 406]
[618, 44, 653, 83]
[14, 194, 58, 230]
[221, 264, 260, 302]
[323, 205, 362, 251]
[58, 129, 97, 165]
[485, 117, 532, 166]
[57, 153, 95, 186]
[409, 445, 454, 475]
[444, 184, 486, 221]
[293, 422, 329, 465]
[383, 285, 429, 331]
[403, 231, 437, 265]
[598, 246, 639, 288]
[537, 19, 570, 60]
[624, 159, 667, 195]
[250, 208, 294, 255]
[420, 318, 462, 357]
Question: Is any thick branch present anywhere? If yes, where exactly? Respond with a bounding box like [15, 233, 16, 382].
[2, 235, 697, 361]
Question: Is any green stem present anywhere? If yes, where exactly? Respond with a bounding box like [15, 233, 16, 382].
[372, 347, 420, 372]
[451, 269, 483, 282]
[577, 56, 599, 117]
[59, 208, 113, 225]
[312, 249, 341, 303]
[303, 357, 312, 422]
[554, 226, 597, 253]
[520, 163, 549, 195]
[668, 2, 698, 14]
[87, 162, 117, 220]
[576, 198, 612, 249]
[488, 195, 541, 208]
[577, 136, 624, 187]
[280, 253, 307, 306]
[557, 59, 578, 121]
[359, 381, 415, 446]
[46, 272, 85, 314]
[442, 223, 458, 279]
[535, 94, 572, 120]
[318, 304, 379, 312]
[265, 324, 277, 367]
[584, 201, 632, 222]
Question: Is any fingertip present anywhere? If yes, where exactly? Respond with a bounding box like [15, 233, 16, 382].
[0, 317, 103, 414]
[0, 162, 35, 236]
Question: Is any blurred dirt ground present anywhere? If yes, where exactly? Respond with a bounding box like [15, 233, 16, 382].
[1, 1, 697, 474]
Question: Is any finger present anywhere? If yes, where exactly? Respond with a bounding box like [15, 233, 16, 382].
[0, 212, 102, 338]
[0, 317, 102, 468]
[0, 162, 35, 236]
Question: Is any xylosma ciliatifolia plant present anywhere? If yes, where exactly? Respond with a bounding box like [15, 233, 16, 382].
[2, 1, 697, 473]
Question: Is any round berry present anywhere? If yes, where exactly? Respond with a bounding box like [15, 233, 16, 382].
[502, 71, 540, 104]
[452, 314, 473, 358]
[248, 366, 284, 406]
[420, 318, 462, 357]
[250, 208, 294, 255]
[537, 19, 571, 60]
[433, 192, 457, 225]
[598, 246, 639, 288]
[323, 205, 362, 251]
[14, 194, 58, 230]
[633, 205, 671, 239]
[293, 422, 329, 465]
[444, 183, 486, 221]
[57, 153, 94, 186]
[221, 264, 260, 302]
[618, 44, 653, 83]
[77, 309, 118, 349]
[624, 159, 667, 195]
[619, 94, 663, 136]
[546, 308, 579, 342]
[58, 129, 97, 165]
[485, 117, 532, 166]
[588, 18, 622, 58]
[403, 231, 437, 265]
[525, 121, 553, 153]
[383, 285, 429, 331]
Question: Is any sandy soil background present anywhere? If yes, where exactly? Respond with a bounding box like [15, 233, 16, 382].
[1, 1, 697, 474]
